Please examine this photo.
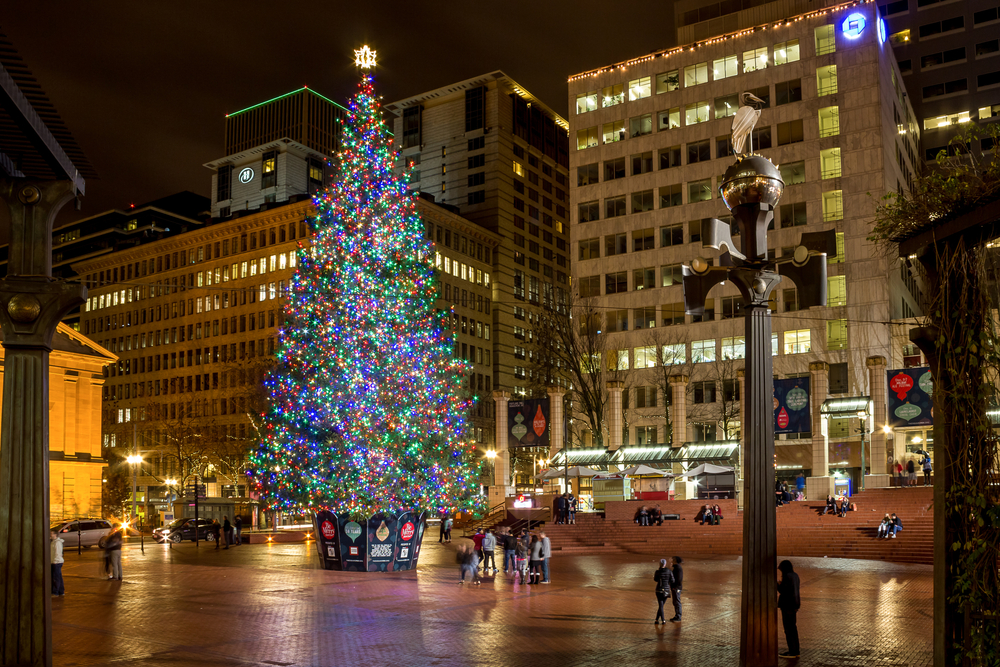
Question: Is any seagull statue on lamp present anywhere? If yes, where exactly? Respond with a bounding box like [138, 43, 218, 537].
[731, 92, 766, 155]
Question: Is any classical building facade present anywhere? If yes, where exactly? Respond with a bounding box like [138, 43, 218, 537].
[0, 324, 115, 521]
[567, 1, 921, 497]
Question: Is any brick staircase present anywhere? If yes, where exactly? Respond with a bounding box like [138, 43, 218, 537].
[542, 487, 934, 565]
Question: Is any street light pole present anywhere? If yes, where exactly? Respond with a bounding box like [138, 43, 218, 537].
[857, 410, 869, 490]
[126, 454, 142, 521]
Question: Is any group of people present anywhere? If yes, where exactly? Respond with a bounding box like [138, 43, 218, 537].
[438, 516, 454, 543]
[822, 495, 854, 517]
[211, 515, 242, 549]
[460, 526, 552, 585]
[876, 513, 904, 539]
[633, 505, 664, 526]
[699, 504, 724, 525]
[651, 556, 684, 623]
[554, 493, 577, 524]
[893, 456, 932, 487]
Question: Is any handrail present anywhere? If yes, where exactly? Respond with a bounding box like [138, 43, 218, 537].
[507, 507, 551, 536]
[463, 501, 506, 535]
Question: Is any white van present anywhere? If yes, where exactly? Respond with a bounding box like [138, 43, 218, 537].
[50, 518, 114, 548]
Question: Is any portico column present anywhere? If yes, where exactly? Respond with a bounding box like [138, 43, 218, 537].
[606, 381, 624, 452]
[806, 361, 833, 500]
[737, 369, 746, 508]
[865, 356, 891, 488]
[546, 386, 565, 461]
[492, 390, 512, 492]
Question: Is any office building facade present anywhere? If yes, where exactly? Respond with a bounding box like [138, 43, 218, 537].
[568, 2, 921, 494]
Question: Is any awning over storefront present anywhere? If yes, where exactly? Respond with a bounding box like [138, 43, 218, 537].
[550, 442, 738, 469]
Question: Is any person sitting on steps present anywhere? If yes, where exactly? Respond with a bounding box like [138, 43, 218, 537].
[700, 504, 714, 525]
[711, 504, 723, 525]
[890, 513, 903, 538]
[822, 495, 837, 515]
[877, 513, 892, 538]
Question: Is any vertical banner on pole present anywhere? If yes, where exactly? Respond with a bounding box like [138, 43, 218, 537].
[773, 377, 810, 434]
[887, 368, 933, 427]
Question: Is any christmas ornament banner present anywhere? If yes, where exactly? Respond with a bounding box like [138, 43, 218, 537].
[507, 398, 550, 448]
[773, 377, 810, 434]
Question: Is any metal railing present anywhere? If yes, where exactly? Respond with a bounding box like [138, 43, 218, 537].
[462, 501, 506, 536]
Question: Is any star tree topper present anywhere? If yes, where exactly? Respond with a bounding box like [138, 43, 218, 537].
[354, 45, 377, 69]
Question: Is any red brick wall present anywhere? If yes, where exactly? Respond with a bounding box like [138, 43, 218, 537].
[605, 499, 738, 522]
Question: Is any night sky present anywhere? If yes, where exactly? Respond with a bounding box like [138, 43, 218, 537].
[3, 1, 677, 230]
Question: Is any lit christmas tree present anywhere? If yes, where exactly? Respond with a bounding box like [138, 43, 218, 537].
[250, 51, 484, 520]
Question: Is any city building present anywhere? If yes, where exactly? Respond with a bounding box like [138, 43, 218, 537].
[0, 324, 115, 521]
[75, 195, 498, 526]
[675, 0, 1000, 161]
[0, 191, 209, 327]
[567, 1, 922, 499]
[386, 72, 573, 401]
[206, 87, 346, 219]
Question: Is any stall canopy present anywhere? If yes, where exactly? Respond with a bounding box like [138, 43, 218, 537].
[618, 464, 672, 477]
[820, 396, 872, 418]
[680, 463, 735, 477]
[535, 465, 600, 480]
[550, 442, 738, 469]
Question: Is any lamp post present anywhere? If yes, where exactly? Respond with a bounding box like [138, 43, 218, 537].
[857, 410, 869, 490]
[126, 454, 141, 521]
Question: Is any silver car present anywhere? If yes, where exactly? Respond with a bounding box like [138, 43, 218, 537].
[50, 518, 114, 548]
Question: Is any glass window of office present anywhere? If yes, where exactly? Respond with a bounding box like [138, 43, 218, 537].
[817, 65, 838, 96]
[713, 55, 738, 79]
[629, 76, 652, 100]
[819, 106, 840, 137]
[685, 101, 710, 125]
[715, 94, 738, 118]
[658, 107, 680, 131]
[656, 70, 680, 93]
[783, 329, 811, 354]
[684, 62, 709, 87]
[815, 25, 836, 55]
[576, 91, 598, 114]
[820, 148, 841, 179]
[773, 39, 800, 65]
[602, 83, 624, 107]
[743, 47, 768, 72]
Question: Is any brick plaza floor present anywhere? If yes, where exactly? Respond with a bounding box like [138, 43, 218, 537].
[52, 536, 933, 667]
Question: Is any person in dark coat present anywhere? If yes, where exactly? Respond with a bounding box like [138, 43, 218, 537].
[653, 558, 675, 624]
[223, 516, 233, 549]
[777, 560, 801, 658]
[822, 495, 836, 515]
[234, 515, 242, 545]
[211, 520, 222, 550]
[669, 556, 684, 622]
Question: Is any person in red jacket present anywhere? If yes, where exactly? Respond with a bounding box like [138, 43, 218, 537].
[472, 529, 485, 565]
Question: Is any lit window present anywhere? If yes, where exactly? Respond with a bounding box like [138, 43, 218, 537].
[658, 107, 680, 131]
[827, 319, 847, 350]
[576, 91, 598, 114]
[817, 65, 838, 96]
[889, 29, 910, 45]
[608, 350, 630, 371]
[629, 76, 651, 100]
[513, 160, 524, 177]
[822, 190, 844, 222]
[980, 104, 1000, 120]
[688, 178, 713, 203]
[715, 94, 738, 119]
[820, 148, 842, 179]
[828, 275, 847, 306]
[815, 25, 837, 55]
[577, 126, 598, 150]
[922, 111, 971, 130]
[743, 47, 768, 72]
[634, 346, 657, 368]
[685, 100, 710, 125]
[828, 233, 846, 265]
[722, 336, 746, 360]
[126, 219, 138, 231]
[656, 70, 680, 93]
[713, 55, 738, 79]
[773, 40, 800, 65]
[629, 114, 652, 137]
[692, 339, 716, 363]
[779, 161, 805, 185]
[662, 343, 686, 363]
[819, 106, 840, 138]
[783, 329, 811, 354]
[684, 62, 708, 87]
[602, 83, 624, 107]
[603, 120, 626, 144]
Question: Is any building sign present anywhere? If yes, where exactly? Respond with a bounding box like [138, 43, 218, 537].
[774, 377, 810, 434]
[238, 167, 254, 184]
[507, 398, 549, 448]
[841, 12, 866, 38]
[512, 494, 532, 509]
[887, 367, 933, 427]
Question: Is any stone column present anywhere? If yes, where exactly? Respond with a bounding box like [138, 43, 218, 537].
[806, 361, 832, 501]
[737, 369, 746, 508]
[0, 179, 86, 667]
[546, 386, 565, 461]
[606, 381, 624, 451]
[865, 356, 891, 488]
[668, 375, 689, 446]
[492, 390, 512, 493]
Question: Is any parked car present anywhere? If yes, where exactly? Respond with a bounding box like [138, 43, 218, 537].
[153, 518, 216, 543]
[50, 518, 115, 548]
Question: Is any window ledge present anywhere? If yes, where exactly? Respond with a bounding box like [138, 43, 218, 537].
[922, 90, 969, 101]
[919, 28, 966, 42]
[921, 58, 967, 72]
[976, 51, 1000, 60]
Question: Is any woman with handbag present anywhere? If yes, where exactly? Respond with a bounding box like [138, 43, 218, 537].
[653, 558, 675, 624]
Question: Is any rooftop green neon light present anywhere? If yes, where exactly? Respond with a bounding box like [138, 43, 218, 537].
[226, 86, 348, 117]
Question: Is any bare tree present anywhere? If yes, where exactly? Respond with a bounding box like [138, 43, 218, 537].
[642, 328, 694, 445]
[688, 353, 743, 443]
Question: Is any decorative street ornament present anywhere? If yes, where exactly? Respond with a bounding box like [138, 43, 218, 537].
[354, 45, 377, 69]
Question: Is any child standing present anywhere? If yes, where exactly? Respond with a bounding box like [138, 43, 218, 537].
[50, 530, 65, 596]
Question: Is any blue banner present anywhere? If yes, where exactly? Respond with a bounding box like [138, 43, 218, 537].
[774, 377, 810, 434]
[887, 367, 933, 427]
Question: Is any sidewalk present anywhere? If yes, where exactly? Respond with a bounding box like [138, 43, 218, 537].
[52, 539, 932, 667]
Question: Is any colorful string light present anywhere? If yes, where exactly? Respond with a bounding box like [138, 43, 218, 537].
[249, 73, 486, 520]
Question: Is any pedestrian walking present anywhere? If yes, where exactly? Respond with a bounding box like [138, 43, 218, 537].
[457, 545, 481, 585]
[481, 529, 497, 573]
[223, 516, 233, 549]
[211, 519, 222, 549]
[652, 558, 675, 624]
[554, 494, 566, 524]
[906, 458, 917, 487]
[568, 494, 577, 524]
[234, 515, 243, 545]
[103, 526, 123, 581]
[502, 529, 517, 573]
[922, 456, 932, 486]
[439, 515, 446, 543]
[50, 530, 65, 596]
[669, 556, 683, 622]
[529, 534, 543, 585]
[472, 528, 485, 565]
[514, 535, 529, 584]
[777, 560, 801, 658]
[539, 530, 551, 583]
[444, 517, 453, 543]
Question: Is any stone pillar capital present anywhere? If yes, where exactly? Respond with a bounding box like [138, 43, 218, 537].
[606, 380, 624, 391]
[546, 385, 565, 398]
[668, 374, 690, 385]
[809, 361, 829, 372]
[737, 369, 746, 379]
[866, 355, 887, 368]
[492, 390, 511, 402]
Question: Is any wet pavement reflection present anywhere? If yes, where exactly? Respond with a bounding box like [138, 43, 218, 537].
[52, 536, 932, 666]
